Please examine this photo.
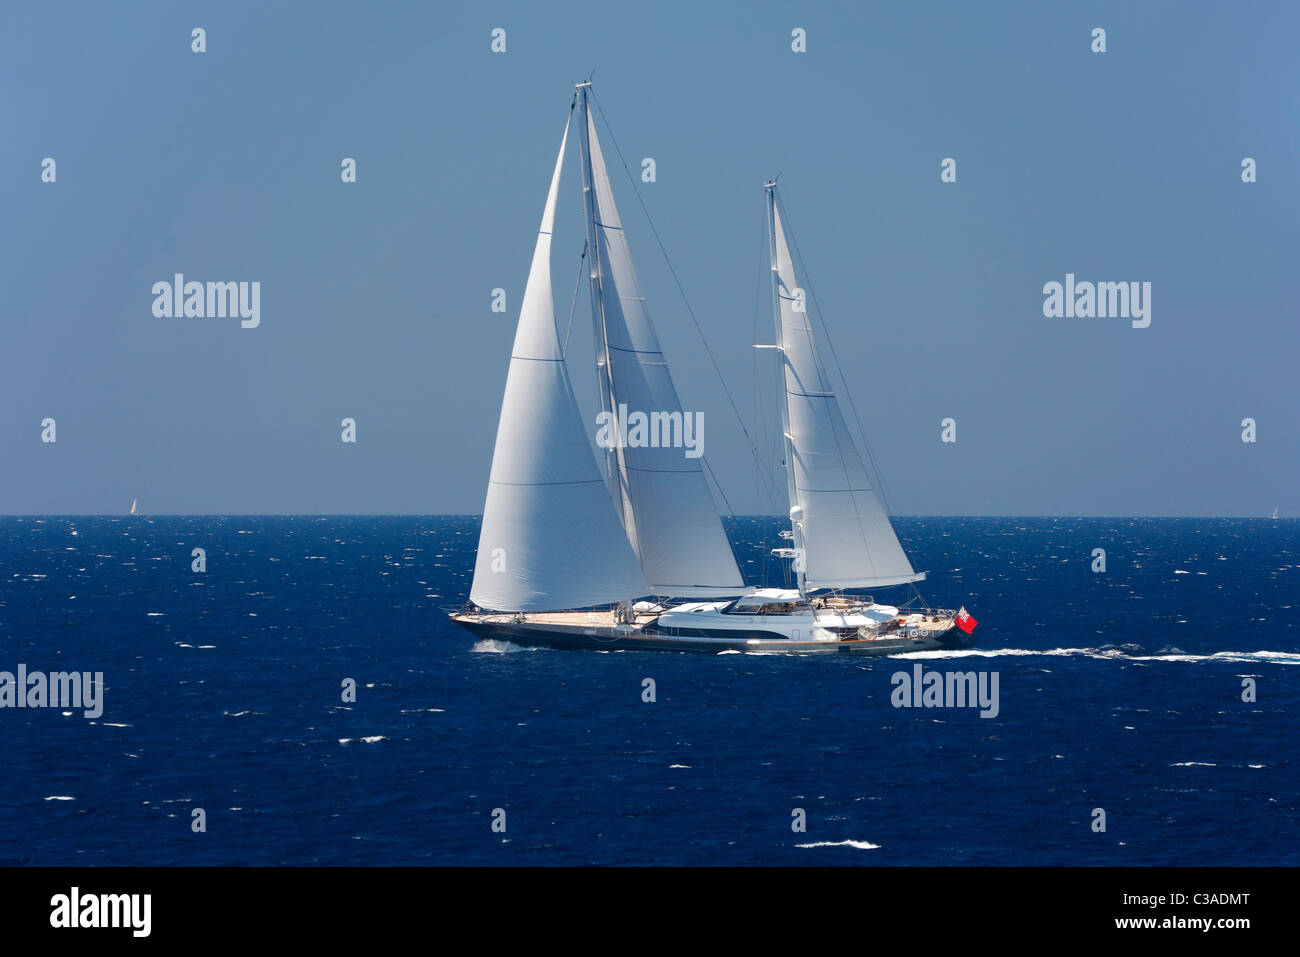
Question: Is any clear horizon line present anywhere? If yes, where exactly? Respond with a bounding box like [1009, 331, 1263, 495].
[0, 513, 1288, 520]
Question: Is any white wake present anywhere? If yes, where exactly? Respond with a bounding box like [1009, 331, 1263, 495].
[891, 648, 1300, 665]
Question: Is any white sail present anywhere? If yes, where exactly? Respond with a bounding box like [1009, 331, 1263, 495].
[579, 100, 746, 598]
[129, 499, 138, 515]
[769, 194, 923, 590]
[469, 116, 651, 612]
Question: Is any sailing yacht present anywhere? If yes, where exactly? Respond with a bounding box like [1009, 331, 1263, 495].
[129, 499, 139, 515]
[449, 83, 975, 654]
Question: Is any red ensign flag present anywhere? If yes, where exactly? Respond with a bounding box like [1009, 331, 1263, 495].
[955, 606, 978, 634]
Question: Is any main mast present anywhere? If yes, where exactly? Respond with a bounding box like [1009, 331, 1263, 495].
[764, 181, 807, 599]
[578, 82, 641, 622]
[577, 82, 640, 561]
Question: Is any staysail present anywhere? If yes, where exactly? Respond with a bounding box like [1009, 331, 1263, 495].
[577, 90, 746, 598]
[470, 115, 651, 612]
[766, 186, 923, 590]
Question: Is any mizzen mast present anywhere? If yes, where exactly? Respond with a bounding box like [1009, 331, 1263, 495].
[762, 180, 808, 599]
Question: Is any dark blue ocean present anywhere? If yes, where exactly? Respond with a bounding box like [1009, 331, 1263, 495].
[1, 516, 1295, 866]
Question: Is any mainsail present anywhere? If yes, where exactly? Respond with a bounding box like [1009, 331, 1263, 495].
[576, 89, 746, 598]
[469, 115, 651, 612]
[766, 186, 923, 591]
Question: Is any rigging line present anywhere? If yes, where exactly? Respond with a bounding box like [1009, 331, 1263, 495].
[776, 189, 897, 521]
[701, 456, 737, 518]
[561, 240, 588, 358]
[910, 581, 931, 613]
[589, 88, 781, 509]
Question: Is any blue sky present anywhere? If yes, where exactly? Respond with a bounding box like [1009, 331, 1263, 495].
[2, 1, 1295, 515]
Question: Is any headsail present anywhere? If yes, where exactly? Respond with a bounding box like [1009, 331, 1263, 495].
[576, 90, 746, 598]
[470, 115, 651, 612]
[766, 186, 923, 591]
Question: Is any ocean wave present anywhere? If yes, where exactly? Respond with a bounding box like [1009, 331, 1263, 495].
[795, 839, 880, 850]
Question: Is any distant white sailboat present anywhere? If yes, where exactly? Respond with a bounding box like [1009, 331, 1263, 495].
[129, 499, 139, 515]
[450, 83, 974, 654]
[1273, 506, 1279, 520]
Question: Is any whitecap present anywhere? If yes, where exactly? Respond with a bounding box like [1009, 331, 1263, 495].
[471, 639, 533, 653]
[796, 839, 880, 850]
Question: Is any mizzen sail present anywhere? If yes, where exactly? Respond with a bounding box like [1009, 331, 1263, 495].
[767, 189, 923, 590]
